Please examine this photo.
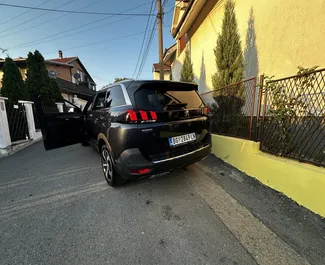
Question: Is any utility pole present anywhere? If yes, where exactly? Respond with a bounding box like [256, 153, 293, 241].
[157, 0, 164, 80]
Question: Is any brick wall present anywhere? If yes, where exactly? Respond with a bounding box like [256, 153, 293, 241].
[45, 64, 71, 82]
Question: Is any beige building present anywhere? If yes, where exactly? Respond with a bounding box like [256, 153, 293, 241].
[170, 0, 325, 93]
[0, 51, 96, 108]
[152, 44, 176, 80]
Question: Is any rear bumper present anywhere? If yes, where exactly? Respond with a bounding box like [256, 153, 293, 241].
[115, 143, 211, 180]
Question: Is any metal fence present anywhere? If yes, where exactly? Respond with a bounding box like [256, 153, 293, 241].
[259, 68, 325, 167]
[6, 102, 29, 142]
[201, 77, 258, 140]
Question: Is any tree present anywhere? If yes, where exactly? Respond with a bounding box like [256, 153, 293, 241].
[0, 57, 28, 103]
[114, 77, 130, 83]
[25, 50, 62, 105]
[180, 48, 195, 83]
[212, 0, 244, 92]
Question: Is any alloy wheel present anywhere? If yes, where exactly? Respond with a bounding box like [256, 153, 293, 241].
[101, 148, 113, 181]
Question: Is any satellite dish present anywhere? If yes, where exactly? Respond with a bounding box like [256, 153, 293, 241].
[48, 71, 57, 79]
[73, 72, 81, 80]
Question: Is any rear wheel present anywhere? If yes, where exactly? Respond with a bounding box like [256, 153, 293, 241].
[100, 145, 126, 187]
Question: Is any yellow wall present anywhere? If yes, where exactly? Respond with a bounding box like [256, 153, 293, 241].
[152, 71, 171, 80]
[211, 134, 325, 217]
[172, 0, 325, 93]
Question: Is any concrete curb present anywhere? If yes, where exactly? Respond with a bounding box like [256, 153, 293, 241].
[0, 137, 42, 160]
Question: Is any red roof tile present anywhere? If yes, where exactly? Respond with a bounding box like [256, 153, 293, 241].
[48, 57, 77, 64]
[153, 63, 171, 71]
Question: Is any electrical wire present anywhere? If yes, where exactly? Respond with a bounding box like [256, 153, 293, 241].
[135, 0, 171, 79]
[132, 0, 155, 79]
[0, 0, 78, 35]
[6, 2, 152, 50]
[40, 25, 170, 54]
[136, 21, 158, 79]
[10, 16, 134, 50]
[0, 0, 52, 27]
[0, 0, 106, 39]
[0, 3, 155, 16]
[133, 0, 158, 78]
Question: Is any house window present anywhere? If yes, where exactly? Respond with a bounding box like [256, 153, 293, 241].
[77, 70, 84, 81]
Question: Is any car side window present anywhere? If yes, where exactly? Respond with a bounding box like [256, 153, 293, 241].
[106, 85, 126, 108]
[93, 91, 107, 110]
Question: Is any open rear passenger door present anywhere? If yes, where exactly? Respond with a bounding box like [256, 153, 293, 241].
[35, 95, 84, 150]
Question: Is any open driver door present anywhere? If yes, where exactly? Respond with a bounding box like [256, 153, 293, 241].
[35, 95, 84, 150]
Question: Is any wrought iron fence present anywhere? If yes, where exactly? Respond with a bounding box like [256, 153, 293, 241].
[260, 68, 325, 167]
[200, 77, 258, 140]
[5, 102, 29, 142]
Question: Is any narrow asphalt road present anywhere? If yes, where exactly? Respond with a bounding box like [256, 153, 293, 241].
[0, 142, 324, 265]
[0, 142, 256, 265]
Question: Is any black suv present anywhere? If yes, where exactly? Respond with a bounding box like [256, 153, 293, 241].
[36, 80, 211, 186]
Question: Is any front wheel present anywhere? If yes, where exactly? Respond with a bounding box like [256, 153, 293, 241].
[100, 145, 126, 187]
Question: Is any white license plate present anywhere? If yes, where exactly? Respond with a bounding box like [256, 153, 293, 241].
[169, 133, 196, 147]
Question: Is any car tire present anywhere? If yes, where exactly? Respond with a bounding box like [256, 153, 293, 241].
[100, 144, 126, 187]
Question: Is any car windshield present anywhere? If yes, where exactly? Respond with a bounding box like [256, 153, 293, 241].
[134, 85, 204, 111]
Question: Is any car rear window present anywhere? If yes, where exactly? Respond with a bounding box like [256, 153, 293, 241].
[134, 85, 204, 111]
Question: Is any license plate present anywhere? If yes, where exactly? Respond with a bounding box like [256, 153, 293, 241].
[168, 133, 196, 147]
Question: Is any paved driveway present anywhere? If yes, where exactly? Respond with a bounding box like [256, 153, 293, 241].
[0, 142, 323, 265]
[0, 142, 256, 265]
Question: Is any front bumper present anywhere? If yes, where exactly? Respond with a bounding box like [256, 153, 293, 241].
[115, 143, 212, 180]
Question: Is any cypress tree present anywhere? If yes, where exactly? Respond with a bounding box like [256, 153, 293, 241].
[1, 57, 28, 103]
[25, 50, 62, 105]
[180, 48, 195, 83]
[212, 0, 244, 92]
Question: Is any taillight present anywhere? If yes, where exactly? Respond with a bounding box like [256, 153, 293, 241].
[130, 168, 151, 174]
[204, 107, 210, 115]
[149, 111, 157, 120]
[125, 110, 157, 123]
[127, 110, 137, 121]
[139, 110, 148, 121]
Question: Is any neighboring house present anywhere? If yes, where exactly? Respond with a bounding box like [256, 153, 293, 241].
[152, 64, 171, 80]
[0, 50, 96, 109]
[0, 57, 27, 87]
[46, 50, 96, 108]
[170, 0, 325, 94]
[152, 44, 176, 80]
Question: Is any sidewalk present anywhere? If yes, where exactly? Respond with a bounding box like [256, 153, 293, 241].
[0, 132, 42, 160]
[196, 155, 325, 265]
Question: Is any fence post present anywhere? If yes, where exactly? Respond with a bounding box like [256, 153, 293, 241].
[0, 97, 12, 148]
[18, 100, 36, 140]
[249, 77, 257, 140]
[56, 102, 64, 113]
[256, 75, 265, 141]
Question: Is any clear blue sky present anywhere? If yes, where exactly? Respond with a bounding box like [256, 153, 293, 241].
[0, 0, 175, 88]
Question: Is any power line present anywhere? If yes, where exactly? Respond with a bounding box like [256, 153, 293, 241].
[0, 3, 155, 16]
[6, 2, 152, 50]
[0, 0, 106, 39]
[134, 1, 158, 78]
[41, 25, 170, 54]
[132, 0, 155, 79]
[136, 20, 158, 79]
[0, 0, 52, 27]
[135, 0, 174, 79]
[0, 0, 78, 35]
[10, 16, 134, 50]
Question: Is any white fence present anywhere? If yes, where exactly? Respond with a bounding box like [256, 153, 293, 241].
[0, 97, 43, 150]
